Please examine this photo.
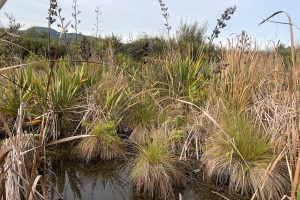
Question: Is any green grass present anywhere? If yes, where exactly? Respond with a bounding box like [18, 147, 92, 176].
[202, 108, 289, 199]
[72, 120, 123, 162]
[131, 132, 186, 199]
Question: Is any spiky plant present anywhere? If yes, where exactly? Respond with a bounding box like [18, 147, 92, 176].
[129, 95, 159, 127]
[50, 61, 85, 110]
[72, 120, 123, 162]
[0, 67, 34, 116]
[202, 108, 289, 199]
[131, 130, 186, 199]
[157, 55, 209, 104]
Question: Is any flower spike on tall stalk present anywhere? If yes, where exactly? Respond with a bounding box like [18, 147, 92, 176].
[158, 0, 171, 39]
[208, 5, 237, 44]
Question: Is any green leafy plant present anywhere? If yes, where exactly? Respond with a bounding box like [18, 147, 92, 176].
[50, 61, 85, 110]
[0, 68, 34, 116]
[164, 55, 208, 103]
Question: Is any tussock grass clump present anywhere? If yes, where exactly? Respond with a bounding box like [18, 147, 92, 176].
[202, 109, 289, 199]
[131, 131, 186, 199]
[72, 121, 123, 162]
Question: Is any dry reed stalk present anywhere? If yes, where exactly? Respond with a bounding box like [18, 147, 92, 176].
[0, 146, 10, 200]
[0, 61, 43, 72]
[45, 135, 91, 147]
[291, 148, 300, 200]
[2, 103, 40, 200]
[291, 121, 297, 163]
[250, 148, 286, 200]
[0, 39, 42, 61]
[259, 11, 295, 67]
[0, 0, 7, 10]
[26, 114, 45, 199]
[177, 99, 250, 168]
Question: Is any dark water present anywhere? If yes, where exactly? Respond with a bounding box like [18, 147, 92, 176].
[47, 145, 243, 200]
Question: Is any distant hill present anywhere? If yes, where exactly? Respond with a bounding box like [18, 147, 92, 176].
[22, 26, 80, 41]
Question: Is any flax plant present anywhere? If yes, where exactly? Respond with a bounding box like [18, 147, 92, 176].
[0, 67, 34, 116]
[158, 54, 209, 104]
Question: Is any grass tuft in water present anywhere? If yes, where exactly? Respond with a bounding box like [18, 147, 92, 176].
[131, 131, 186, 199]
[72, 120, 123, 162]
[202, 108, 289, 199]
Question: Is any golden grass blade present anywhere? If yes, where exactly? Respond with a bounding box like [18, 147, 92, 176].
[176, 99, 250, 168]
[0, 39, 42, 61]
[0, 61, 42, 72]
[211, 191, 230, 200]
[287, 155, 293, 185]
[0, 0, 7, 10]
[251, 148, 285, 200]
[291, 148, 300, 200]
[0, 146, 10, 165]
[45, 135, 91, 147]
[40, 176, 48, 200]
[264, 20, 300, 30]
[284, 12, 295, 67]
[292, 121, 297, 162]
[258, 11, 295, 67]
[0, 29, 20, 39]
[297, 181, 300, 200]
[28, 175, 42, 200]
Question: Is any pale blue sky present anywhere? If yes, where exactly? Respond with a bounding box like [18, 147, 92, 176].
[1, 0, 299, 46]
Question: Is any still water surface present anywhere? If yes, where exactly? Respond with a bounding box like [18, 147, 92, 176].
[47, 145, 244, 200]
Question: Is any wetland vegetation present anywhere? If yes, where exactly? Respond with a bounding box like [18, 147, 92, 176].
[0, 0, 299, 199]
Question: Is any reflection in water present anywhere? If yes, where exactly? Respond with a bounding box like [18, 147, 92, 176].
[47, 146, 133, 200]
[47, 145, 243, 200]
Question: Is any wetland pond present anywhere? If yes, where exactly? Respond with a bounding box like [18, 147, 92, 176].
[47, 144, 244, 200]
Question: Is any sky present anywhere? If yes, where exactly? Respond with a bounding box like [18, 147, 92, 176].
[1, 0, 299, 47]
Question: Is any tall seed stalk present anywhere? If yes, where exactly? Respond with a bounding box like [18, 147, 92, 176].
[259, 11, 298, 199]
[158, 0, 171, 40]
[57, 4, 70, 43]
[94, 5, 102, 39]
[47, 0, 57, 60]
[208, 5, 236, 44]
[71, 0, 81, 44]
